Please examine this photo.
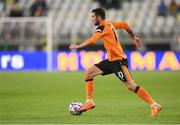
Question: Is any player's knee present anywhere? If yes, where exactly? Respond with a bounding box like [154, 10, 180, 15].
[127, 85, 136, 91]
[85, 67, 94, 79]
[126, 81, 137, 92]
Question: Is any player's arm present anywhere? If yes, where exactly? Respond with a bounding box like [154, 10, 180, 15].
[69, 33, 101, 50]
[112, 21, 142, 48]
[126, 27, 142, 48]
[69, 26, 104, 50]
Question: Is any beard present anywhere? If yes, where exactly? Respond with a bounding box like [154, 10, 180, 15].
[94, 22, 100, 26]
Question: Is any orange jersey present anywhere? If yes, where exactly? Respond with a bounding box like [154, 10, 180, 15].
[86, 20, 129, 61]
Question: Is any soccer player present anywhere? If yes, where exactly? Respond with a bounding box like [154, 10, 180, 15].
[69, 8, 161, 117]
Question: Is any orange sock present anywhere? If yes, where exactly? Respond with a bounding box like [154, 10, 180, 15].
[85, 79, 94, 102]
[135, 86, 154, 105]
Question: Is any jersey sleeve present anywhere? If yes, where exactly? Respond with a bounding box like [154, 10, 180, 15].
[112, 21, 129, 29]
[86, 25, 105, 45]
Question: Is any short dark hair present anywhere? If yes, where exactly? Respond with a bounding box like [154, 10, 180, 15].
[92, 8, 105, 19]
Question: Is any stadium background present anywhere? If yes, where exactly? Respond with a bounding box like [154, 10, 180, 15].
[0, 0, 180, 124]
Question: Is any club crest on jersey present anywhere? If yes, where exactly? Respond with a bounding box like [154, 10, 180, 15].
[95, 25, 104, 33]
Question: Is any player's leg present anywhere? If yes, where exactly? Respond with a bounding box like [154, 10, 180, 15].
[112, 59, 161, 117]
[84, 65, 103, 103]
[120, 65, 162, 117]
[79, 65, 102, 112]
[79, 60, 113, 113]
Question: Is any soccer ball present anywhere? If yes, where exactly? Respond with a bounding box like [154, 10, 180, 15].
[69, 101, 83, 115]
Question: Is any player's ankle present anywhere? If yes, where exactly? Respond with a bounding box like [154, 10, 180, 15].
[86, 99, 94, 103]
[150, 102, 158, 108]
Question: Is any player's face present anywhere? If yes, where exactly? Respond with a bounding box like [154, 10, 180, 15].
[91, 12, 100, 26]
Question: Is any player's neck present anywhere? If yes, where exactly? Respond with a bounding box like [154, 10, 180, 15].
[99, 19, 105, 26]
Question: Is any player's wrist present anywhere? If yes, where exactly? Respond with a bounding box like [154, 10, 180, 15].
[79, 42, 87, 48]
[78, 44, 83, 49]
[132, 36, 136, 40]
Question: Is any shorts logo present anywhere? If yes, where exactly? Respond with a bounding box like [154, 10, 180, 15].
[117, 71, 124, 79]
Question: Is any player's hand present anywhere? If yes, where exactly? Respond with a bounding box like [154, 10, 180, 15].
[69, 44, 81, 50]
[132, 37, 142, 48]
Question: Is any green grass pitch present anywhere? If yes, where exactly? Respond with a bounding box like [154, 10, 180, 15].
[0, 71, 180, 124]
